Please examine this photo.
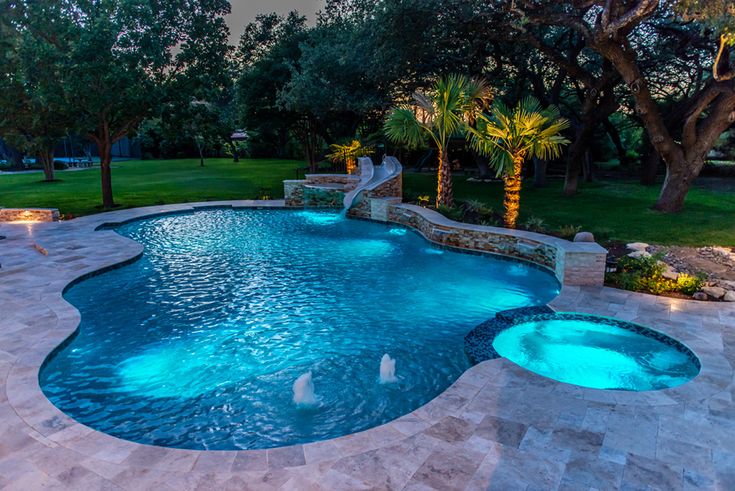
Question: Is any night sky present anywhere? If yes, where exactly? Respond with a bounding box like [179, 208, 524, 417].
[226, 0, 324, 44]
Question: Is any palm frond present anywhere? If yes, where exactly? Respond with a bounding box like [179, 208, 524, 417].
[383, 107, 426, 150]
[467, 95, 570, 176]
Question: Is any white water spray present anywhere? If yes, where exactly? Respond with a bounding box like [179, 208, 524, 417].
[379, 354, 397, 383]
[293, 371, 316, 405]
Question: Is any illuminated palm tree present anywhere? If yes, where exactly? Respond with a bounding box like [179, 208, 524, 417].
[384, 75, 492, 208]
[325, 139, 373, 174]
[468, 96, 570, 229]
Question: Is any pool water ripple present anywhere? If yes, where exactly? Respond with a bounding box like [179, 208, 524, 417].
[41, 209, 559, 450]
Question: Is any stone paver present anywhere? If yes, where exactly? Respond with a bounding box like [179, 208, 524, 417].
[0, 200, 733, 490]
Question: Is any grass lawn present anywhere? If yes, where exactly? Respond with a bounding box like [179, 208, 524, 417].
[0, 158, 301, 217]
[404, 172, 735, 246]
[0, 158, 732, 246]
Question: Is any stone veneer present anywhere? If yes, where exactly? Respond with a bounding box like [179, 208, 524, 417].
[0, 207, 60, 222]
[284, 174, 360, 207]
[286, 164, 606, 286]
[378, 203, 606, 286]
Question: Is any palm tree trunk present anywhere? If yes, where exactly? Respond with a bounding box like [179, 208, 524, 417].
[503, 154, 524, 228]
[436, 148, 453, 208]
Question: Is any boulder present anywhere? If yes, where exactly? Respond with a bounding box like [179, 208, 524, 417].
[662, 267, 679, 281]
[627, 250, 651, 259]
[626, 242, 649, 252]
[573, 231, 595, 243]
[724, 291, 735, 302]
[702, 286, 726, 299]
[693, 292, 708, 301]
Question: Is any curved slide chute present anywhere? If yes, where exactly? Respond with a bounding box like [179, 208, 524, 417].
[343, 156, 402, 210]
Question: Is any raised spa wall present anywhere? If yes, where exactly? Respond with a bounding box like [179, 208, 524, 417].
[285, 170, 607, 287]
[0, 207, 60, 222]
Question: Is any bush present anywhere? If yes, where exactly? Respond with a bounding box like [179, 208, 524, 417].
[634, 276, 677, 295]
[557, 224, 582, 240]
[523, 216, 546, 233]
[676, 273, 706, 295]
[616, 253, 665, 278]
[462, 199, 488, 214]
[607, 253, 706, 297]
[437, 205, 464, 222]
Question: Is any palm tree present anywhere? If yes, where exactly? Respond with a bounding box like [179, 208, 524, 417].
[468, 96, 570, 229]
[384, 75, 492, 208]
[325, 139, 373, 174]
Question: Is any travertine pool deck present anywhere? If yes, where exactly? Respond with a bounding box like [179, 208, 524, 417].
[0, 201, 733, 490]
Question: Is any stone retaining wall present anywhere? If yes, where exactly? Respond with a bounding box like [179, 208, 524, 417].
[304, 174, 360, 190]
[0, 208, 60, 222]
[387, 205, 557, 269]
[284, 166, 605, 286]
[385, 204, 606, 286]
[303, 186, 344, 208]
[347, 172, 403, 219]
[283, 180, 305, 207]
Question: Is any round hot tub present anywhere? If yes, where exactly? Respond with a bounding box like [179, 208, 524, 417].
[490, 313, 700, 391]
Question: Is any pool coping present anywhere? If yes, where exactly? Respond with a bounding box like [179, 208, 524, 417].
[1, 200, 734, 489]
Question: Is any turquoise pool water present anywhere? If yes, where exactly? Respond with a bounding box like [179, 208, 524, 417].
[40, 209, 559, 450]
[492, 315, 700, 391]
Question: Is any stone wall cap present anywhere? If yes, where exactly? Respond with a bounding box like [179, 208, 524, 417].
[392, 203, 607, 254]
[305, 174, 360, 179]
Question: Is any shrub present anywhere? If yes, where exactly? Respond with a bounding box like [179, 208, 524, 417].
[607, 253, 705, 297]
[463, 199, 488, 214]
[437, 205, 464, 222]
[557, 224, 582, 240]
[676, 273, 706, 295]
[616, 253, 665, 278]
[417, 195, 431, 207]
[403, 188, 419, 203]
[634, 276, 677, 295]
[523, 216, 546, 233]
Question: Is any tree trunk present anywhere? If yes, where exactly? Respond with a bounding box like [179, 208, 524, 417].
[39, 150, 55, 181]
[602, 118, 628, 168]
[593, 37, 735, 212]
[198, 146, 205, 167]
[436, 149, 453, 208]
[503, 155, 524, 229]
[564, 124, 593, 195]
[533, 157, 547, 188]
[640, 149, 659, 186]
[654, 155, 703, 212]
[99, 140, 114, 209]
[583, 150, 593, 183]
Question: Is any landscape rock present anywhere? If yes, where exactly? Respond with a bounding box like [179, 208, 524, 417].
[627, 250, 651, 259]
[702, 286, 726, 299]
[573, 231, 595, 243]
[626, 242, 650, 252]
[724, 291, 735, 302]
[693, 292, 708, 301]
[662, 268, 679, 281]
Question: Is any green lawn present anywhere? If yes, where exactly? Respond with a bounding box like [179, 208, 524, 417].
[404, 173, 735, 246]
[0, 159, 733, 246]
[0, 158, 301, 217]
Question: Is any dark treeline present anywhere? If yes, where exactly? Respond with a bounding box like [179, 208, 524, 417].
[1, 0, 734, 211]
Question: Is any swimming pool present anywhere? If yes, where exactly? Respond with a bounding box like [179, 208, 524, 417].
[40, 209, 559, 450]
[491, 312, 700, 391]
